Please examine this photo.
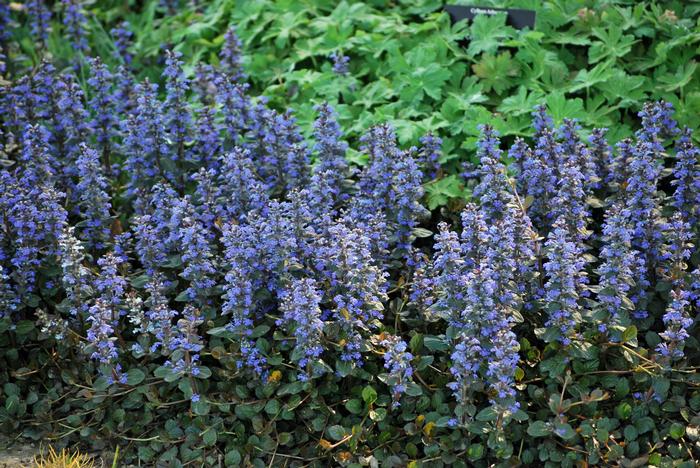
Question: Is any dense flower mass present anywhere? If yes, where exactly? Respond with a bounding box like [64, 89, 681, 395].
[1, 8, 700, 464]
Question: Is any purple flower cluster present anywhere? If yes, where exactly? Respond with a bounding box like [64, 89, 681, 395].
[220, 27, 246, 83]
[163, 50, 192, 175]
[61, 0, 89, 56]
[657, 290, 692, 360]
[0, 169, 67, 295]
[176, 199, 217, 305]
[381, 335, 414, 408]
[312, 103, 349, 208]
[330, 52, 350, 76]
[110, 21, 133, 66]
[354, 124, 426, 253]
[27, 0, 51, 47]
[315, 221, 388, 364]
[433, 196, 527, 418]
[543, 217, 586, 346]
[671, 128, 700, 226]
[0, 265, 18, 318]
[278, 278, 325, 381]
[418, 132, 442, 180]
[87, 58, 118, 171]
[76, 144, 112, 249]
[595, 203, 640, 334]
[58, 227, 93, 317]
[86, 251, 128, 384]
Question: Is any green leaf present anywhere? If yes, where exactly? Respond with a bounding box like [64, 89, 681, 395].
[404, 382, 423, 397]
[652, 377, 670, 400]
[234, 402, 263, 419]
[15, 321, 35, 336]
[527, 421, 552, 437]
[3, 383, 20, 397]
[635, 416, 655, 434]
[471, 51, 519, 94]
[369, 408, 387, 421]
[326, 425, 346, 441]
[192, 400, 210, 416]
[207, 326, 233, 337]
[589, 26, 636, 63]
[569, 61, 616, 93]
[362, 386, 377, 404]
[553, 422, 576, 440]
[264, 399, 280, 415]
[624, 425, 638, 441]
[498, 86, 544, 116]
[425, 176, 466, 209]
[345, 399, 363, 414]
[5, 395, 19, 415]
[467, 13, 515, 57]
[278, 432, 293, 445]
[669, 423, 685, 440]
[545, 92, 586, 124]
[412, 228, 433, 238]
[225, 450, 241, 466]
[658, 62, 698, 92]
[423, 335, 450, 352]
[475, 406, 498, 421]
[616, 402, 632, 420]
[125, 369, 145, 386]
[540, 355, 567, 377]
[174, 290, 190, 302]
[278, 381, 304, 396]
[621, 325, 637, 344]
[250, 325, 270, 338]
[467, 443, 484, 460]
[202, 427, 217, 446]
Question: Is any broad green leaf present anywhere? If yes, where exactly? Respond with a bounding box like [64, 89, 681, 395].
[467, 13, 515, 57]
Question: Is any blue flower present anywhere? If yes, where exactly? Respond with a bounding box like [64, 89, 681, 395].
[110, 21, 133, 66]
[220, 27, 246, 82]
[87, 58, 118, 172]
[76, 144, 112, 249]
[671, 128, 700, 226]
[163, 50, 193, 175]
[312, 103, 349, 206]
[330, 52, 350, 76]
[543, 217, 586, 346]
[27, 0, 52, 46]
[472, 125, 512, 223]
[61, 0, 89, 55]
[596, 203, 640, 331]
[278, 278, 325, 380]
[122, 80, 167, 195]
[657, 290, 692, 360]
[381, 335, 414, 409]
[418, 132, 442, 180]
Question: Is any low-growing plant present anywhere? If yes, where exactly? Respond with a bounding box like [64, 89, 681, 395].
[1, 4, 700, 468]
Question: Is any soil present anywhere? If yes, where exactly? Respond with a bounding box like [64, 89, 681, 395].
[0, 435, 112, 467]
[0, 436, 39, 468]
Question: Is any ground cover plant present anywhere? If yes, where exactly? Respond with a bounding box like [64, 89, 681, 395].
[1, 1, 700, 467]
[9, 0, 699, 210]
